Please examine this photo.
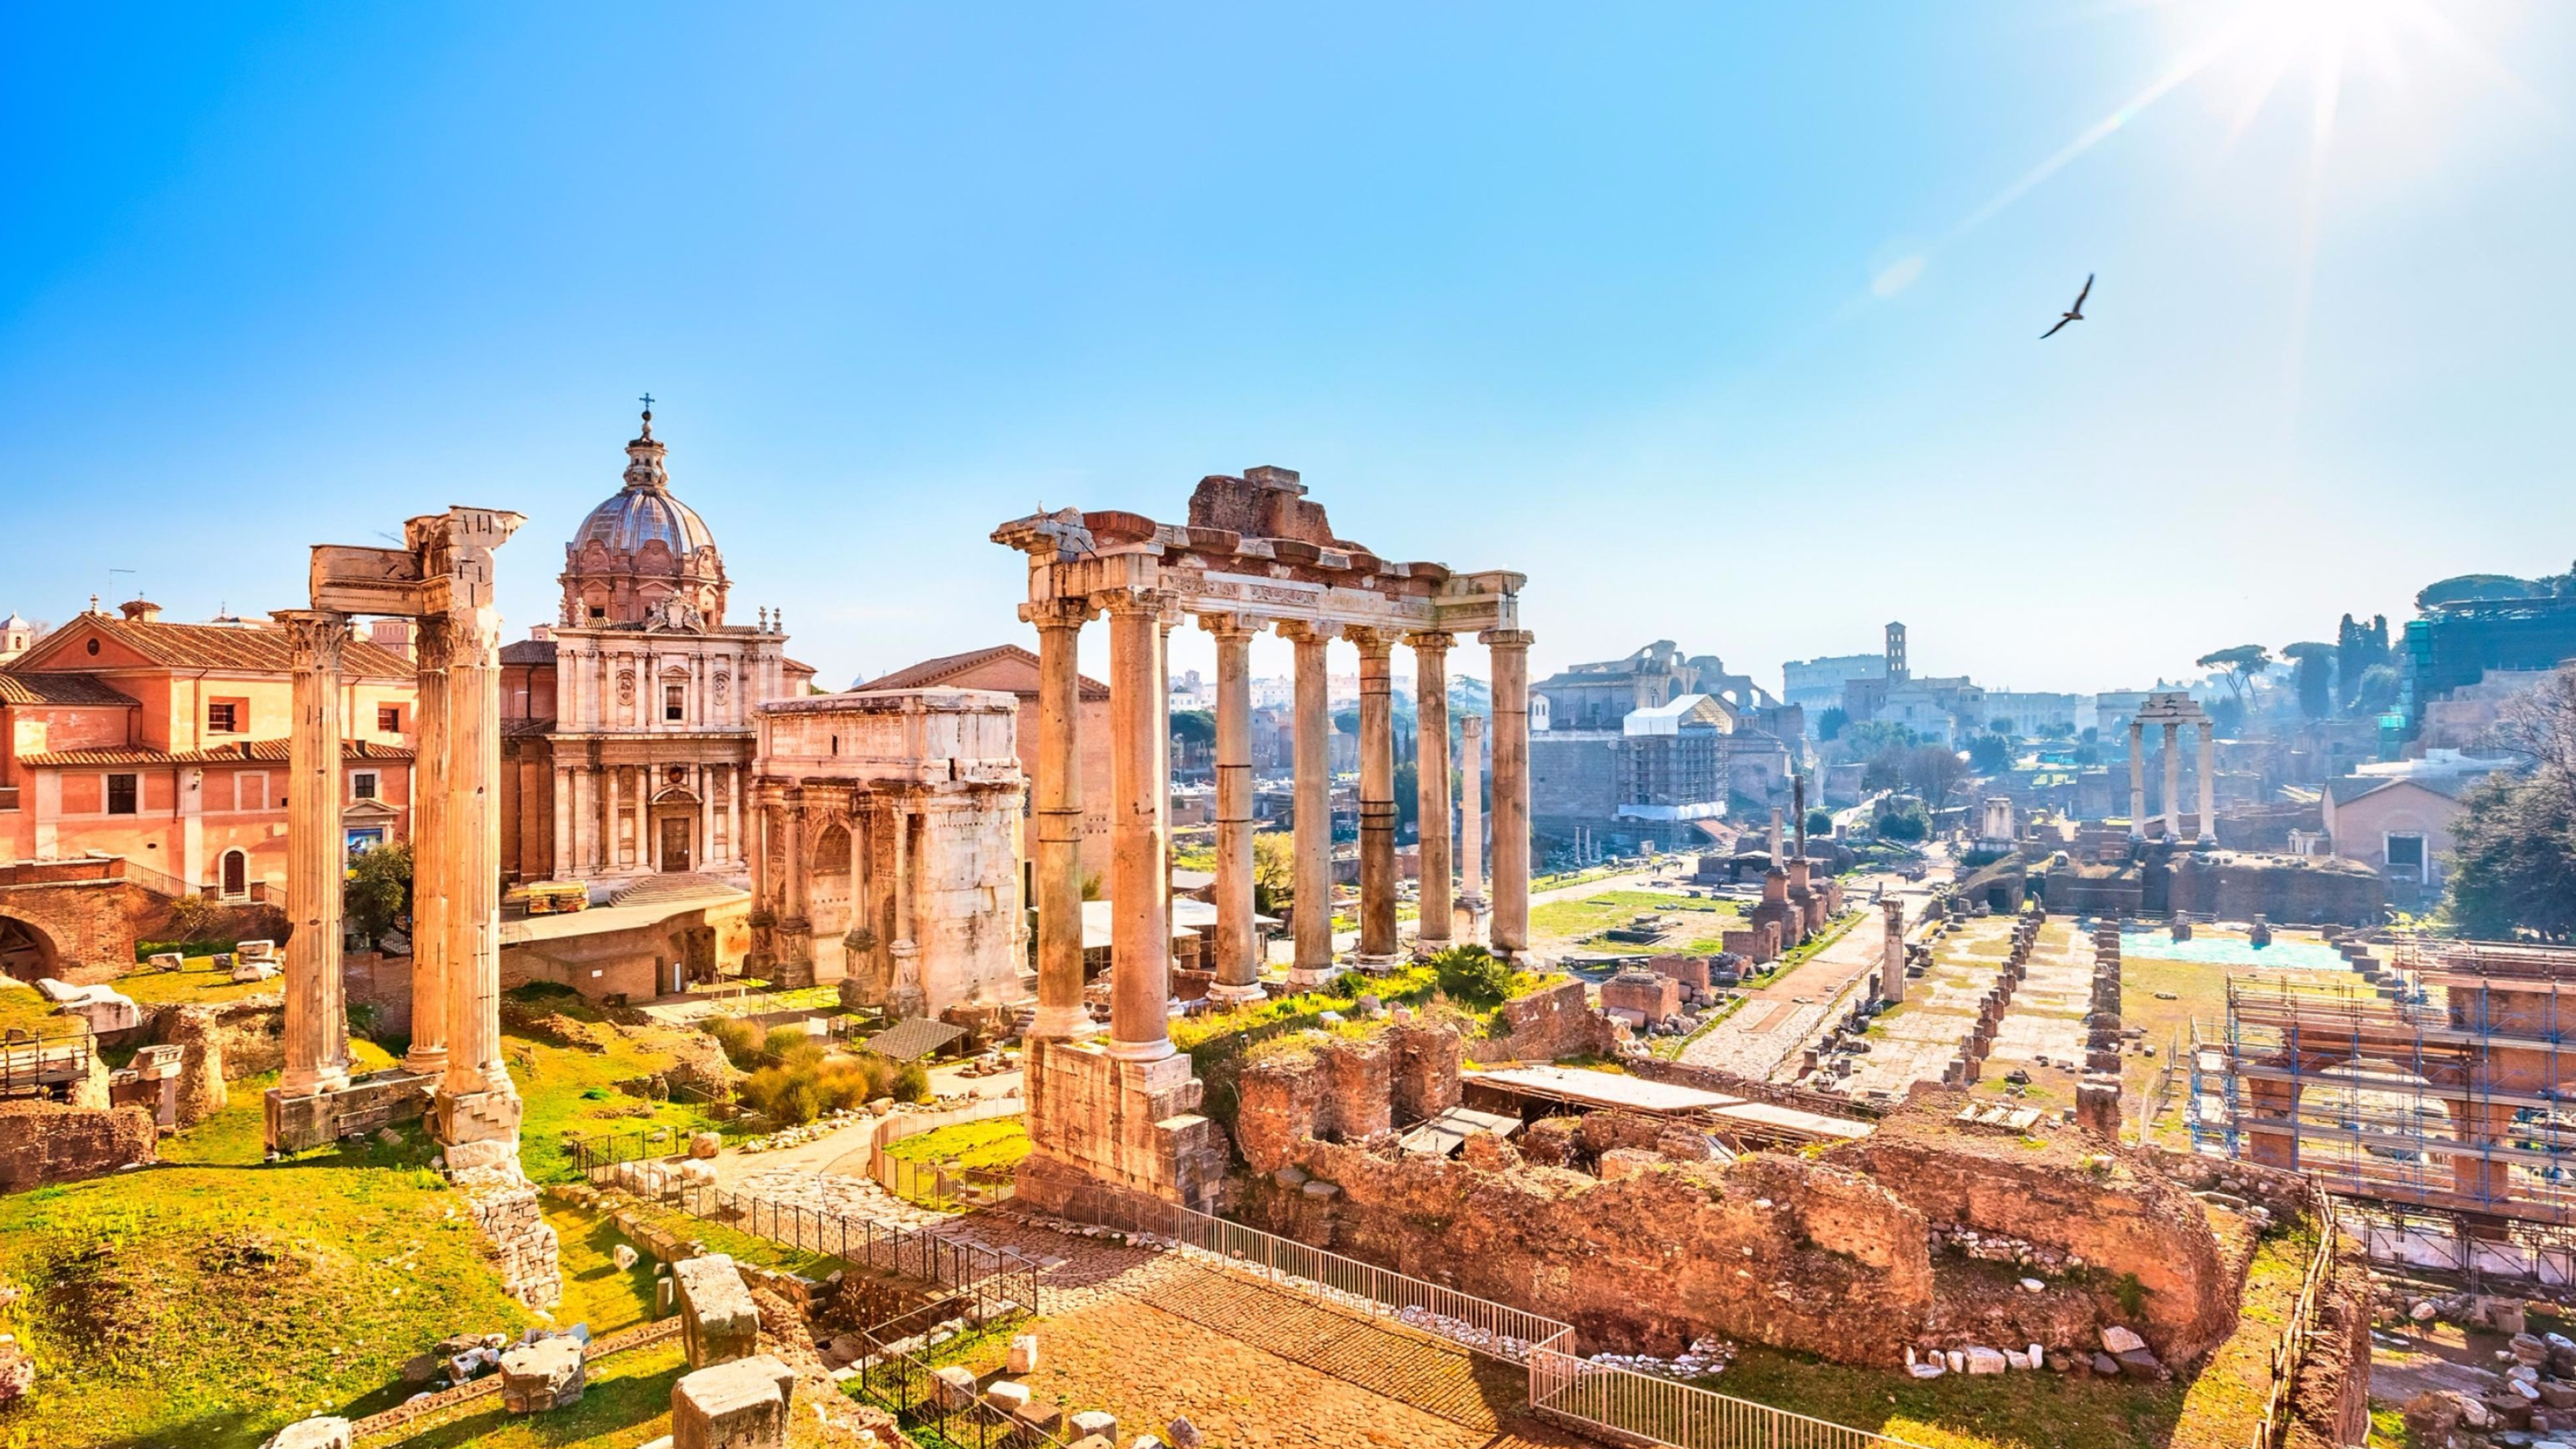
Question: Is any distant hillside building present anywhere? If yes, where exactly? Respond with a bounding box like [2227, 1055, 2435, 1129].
[1781, 652, 1884, 717]
[1531, 642, 1796, 851]
[2400, 594, 2576, 736]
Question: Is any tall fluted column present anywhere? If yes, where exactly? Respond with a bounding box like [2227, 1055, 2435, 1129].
[699, 765, 715, 871]
[1352, 629, 1398, 965]
[1483, 630, 1534, 957]
[440, 601, 511, 1106]
[551, 763, 573, 879]
[2162, 722, 2182, 843]
[275, 609, 354, 1097]
[2128, 720, 2147, 840]
[2197, 721, 2216, 843]
[1457, 712, 1487, 943]
[572, 766, 596, 875]
[1410, 633, 1453, 951]
[1285, 623, 1336, 987]
[1028, 599, 1093, 1037]
[1207, 615, 1263, 1003]
[403, 616, 452, 1077]
[1105, 590, 1174, 1059]
[782, 795, 808, 923]
[605, 764, 623, 870]
[889, 796, 922, 1013]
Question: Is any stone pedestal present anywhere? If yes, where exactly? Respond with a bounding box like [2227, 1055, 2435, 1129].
[1017, 1037, 1226, 1216]
[265, 1069, 434, 1154]
[671, 1354, 795, 1449]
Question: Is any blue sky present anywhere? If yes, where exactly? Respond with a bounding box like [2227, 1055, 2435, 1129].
[4, 2, 2571, 696]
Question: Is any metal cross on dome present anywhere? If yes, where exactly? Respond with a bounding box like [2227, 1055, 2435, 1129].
[638, 392, 654, 413]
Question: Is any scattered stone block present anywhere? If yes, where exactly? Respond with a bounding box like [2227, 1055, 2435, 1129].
[671, 1354, 794, 1449]
[262, 1419, 354, 1449]
[674, 1255, 761, 1368]
[932, 1365, 979, 1411]
[2115, 1348, 2163, 1381]
[2090, 1352, 2121, 1375]
[985, 1381, 1032, 1415]
[1008, 1334, 1040, 1374]
[1071, 1409, 1119, 1442]
[690, 1132, 722, 1159]
[1167, 1415, 1203, 1448]
[614, 1244, 640, 1271]
[2100, 1325, 2146, 1354]
[1017, 1403, 1065, 1435]
[1964, 1347, 2007, 1375]
[500, 1336, 587, 1413]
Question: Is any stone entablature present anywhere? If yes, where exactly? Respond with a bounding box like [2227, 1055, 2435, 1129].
[747, 688, 1028, 1011]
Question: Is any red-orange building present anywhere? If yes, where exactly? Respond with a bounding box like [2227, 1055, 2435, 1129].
[0, 600, 417, 902]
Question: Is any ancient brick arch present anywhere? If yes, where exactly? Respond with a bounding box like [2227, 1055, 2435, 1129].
[0, 881, 167, 986]
[0, 914, 61, 983]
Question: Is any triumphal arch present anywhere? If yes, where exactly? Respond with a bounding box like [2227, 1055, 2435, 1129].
[993, 466, 1529, 1215]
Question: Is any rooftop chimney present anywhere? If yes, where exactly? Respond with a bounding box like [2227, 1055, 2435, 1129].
[118, 599, 162, 623]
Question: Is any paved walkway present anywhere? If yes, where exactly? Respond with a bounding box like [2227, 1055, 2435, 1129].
[1677, 884, 1912, 1082]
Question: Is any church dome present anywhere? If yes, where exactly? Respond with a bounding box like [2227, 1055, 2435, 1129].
[560, 407, 732, 629]
[575, 480, 717, 557]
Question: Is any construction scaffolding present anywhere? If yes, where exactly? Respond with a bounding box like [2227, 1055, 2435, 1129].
[2191, 941, 2576, 1258]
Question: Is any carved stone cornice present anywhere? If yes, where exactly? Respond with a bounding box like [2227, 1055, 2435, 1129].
[271, 610, 351, 670]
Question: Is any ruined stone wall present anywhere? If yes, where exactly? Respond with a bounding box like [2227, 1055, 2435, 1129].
[153, 994, 284, 1126]
[342, 950, 415, 1039]
[1252, 1136, 1935, 1365]
[0, 1099, 156, 1189]
[1237, 1024, 1462, 1175]
[1485, 978, 1615, 1062]
[1834, 1129, 2237, 1365]
[0, 878, 169, 985]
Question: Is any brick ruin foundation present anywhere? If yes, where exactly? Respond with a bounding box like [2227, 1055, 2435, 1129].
[0, 1100, 158, 1191]
[1230, 1020, 2248, 1371]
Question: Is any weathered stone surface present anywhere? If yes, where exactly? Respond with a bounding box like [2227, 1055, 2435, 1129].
[985, 1380, 1032, 1414]
[931, 1364, 979, 1410]
[261, 1418, 354, 1449]
[1008, 1334, 1040, 1374]
[690, 1132, 722, 1159]
[500, 1336, 586, 1413]
[671, 1354, 794, 1449]
[675, 1255, 761, 1368]
[0, 1099, 156, 1189]
[1070, 1409, 1118, 1441]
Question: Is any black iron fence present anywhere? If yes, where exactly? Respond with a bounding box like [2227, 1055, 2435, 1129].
[846, 1337, 1069, 1448]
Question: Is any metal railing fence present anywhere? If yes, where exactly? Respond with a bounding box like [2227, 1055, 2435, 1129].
[847, 1336, 1069, 1448]
[0, 1028, 93, 1097]
[1059, 1194, 1938, 1449]
[881, 1154, 1018, 1211]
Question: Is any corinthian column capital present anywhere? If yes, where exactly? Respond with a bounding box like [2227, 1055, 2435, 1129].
[271, 609, 352, 668]
[1025, 595, 1098, 632]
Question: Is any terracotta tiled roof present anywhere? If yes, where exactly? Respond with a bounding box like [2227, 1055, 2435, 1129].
[500, 638, 559, 665]
[865, 644, 1109, 701]
[0, 672, 139, 708]
[17, 739, 416, 769]
[20, 614, 415, 678]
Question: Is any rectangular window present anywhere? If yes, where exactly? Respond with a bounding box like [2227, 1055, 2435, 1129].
[664, 684, 686, 722]
[206, 702, 238, 733]
[377, 705, 402, 733]
[352, 770, 380, 802]
[2387, 833, 2427, 880]
[235, 771, 269, 812]
[106, 773, 138, 815]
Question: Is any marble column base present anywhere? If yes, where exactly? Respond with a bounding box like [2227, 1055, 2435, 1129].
[1349, 953, 1405, 973]
[1028, 1004, 1099, 1040]
[1100, 1034, 1177, 1063]
[1203, 981, 1268, 1005]
[1284, 966, 1341, 989]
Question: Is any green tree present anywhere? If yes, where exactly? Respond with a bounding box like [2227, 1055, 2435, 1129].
[1816, 706, 1849, 742]
[2281, 641, 2337, 720]
[1967, 732, 2011, 773]
[2196, 645, 2273, 712]
[1805, 807, 1832, 837]
[1901, 744, 1969, 810]
[1251, 832, 1295, 914]
[2449, 771, 2576, 940]
[1169, 709, 1216, 746]
[344, 842, 413, 947]
[1843, 719, 1915, 757]
[2354, 663, 2400, 716]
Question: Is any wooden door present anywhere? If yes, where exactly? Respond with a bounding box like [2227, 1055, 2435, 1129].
[659, 816, 691, 873]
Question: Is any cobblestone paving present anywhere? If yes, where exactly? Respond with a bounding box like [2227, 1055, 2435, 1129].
[1680, 906, 1891, 1081]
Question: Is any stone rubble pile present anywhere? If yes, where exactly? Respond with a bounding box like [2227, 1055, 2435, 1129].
[1930, 1223, 2079, 1273]
[1580, 1338, 1738, 1381]
[1900, 1326, 2161, 1382]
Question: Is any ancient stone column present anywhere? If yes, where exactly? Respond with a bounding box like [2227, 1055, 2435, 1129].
[782, 795, 807, 924]
[403, 615, 452, 1078]
[2197, 720, 2216, 843]
[2162, 721, 2182, 843]
[1880, 896, 1907, 1004]
[1284, 623, 1336, 985]
[1028, 599, 1093, 1037]
[1410, 632, 1454, 951]
[1207, 615, 1264, 1004]
[275, 609, 354, 1097]
[604, 763, 623, 870]
[888, 797, 922, 1016]
[1457, 712, 1486, 942]
[1105, 589, 1174, 1059]
[552, 763, 574, 879]
[437, 579, 519, 1155]
[2127, 720, 2147, 840]
[1769, 806, 1784, 864]
[1482, 629, 1534, 957]
[1352, 629, 1398, 965]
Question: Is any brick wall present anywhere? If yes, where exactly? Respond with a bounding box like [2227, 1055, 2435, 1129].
[0, 1099, 156, 1189]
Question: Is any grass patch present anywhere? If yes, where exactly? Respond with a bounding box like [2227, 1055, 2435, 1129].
[503, 992, 733, 1185]
[1529, 890, 1737, 953]
[1707, 1344, 2186, 1449]
[0, 1141, 530, 1448]
[352, 1337, 686, 1449]
[885, 1116, 1030, 1173]
[109, 961, 288, 1008]
[0, 983, 66, 1040]
[598, 1195, 846, 1279]
[546, 1208, 661, 1338]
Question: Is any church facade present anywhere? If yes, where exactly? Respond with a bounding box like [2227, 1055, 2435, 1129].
[498, 409, 813, 888]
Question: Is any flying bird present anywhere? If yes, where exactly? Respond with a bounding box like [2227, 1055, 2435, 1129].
[2041, 274, 2093, 339]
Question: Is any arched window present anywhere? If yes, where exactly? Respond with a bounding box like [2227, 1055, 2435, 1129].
[220, 849, 248, 899]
